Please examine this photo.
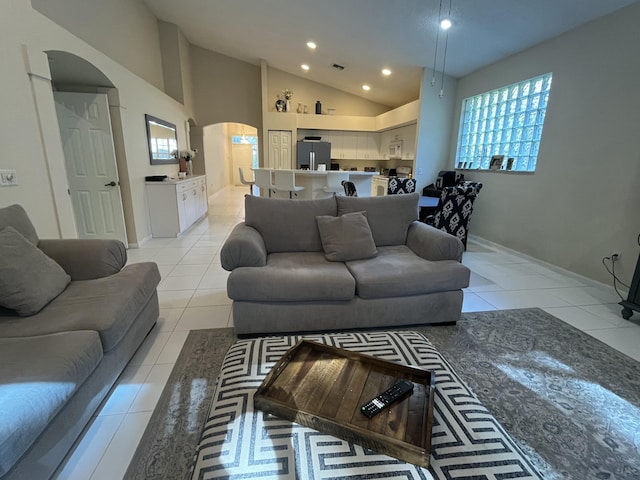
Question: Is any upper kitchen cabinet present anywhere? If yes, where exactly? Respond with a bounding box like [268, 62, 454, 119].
[356, 133, 380, 160]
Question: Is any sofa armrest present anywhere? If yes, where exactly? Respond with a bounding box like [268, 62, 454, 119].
[406, 221, 464, 262]
[220, 223, 267, 271]
[38, 239, 127, 280]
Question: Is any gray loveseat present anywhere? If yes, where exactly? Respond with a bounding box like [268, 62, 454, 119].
[0, 205, 160, 480]
[221, 193, 470, 336]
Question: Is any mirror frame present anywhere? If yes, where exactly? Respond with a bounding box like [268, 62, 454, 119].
[145, 114, 178, 165]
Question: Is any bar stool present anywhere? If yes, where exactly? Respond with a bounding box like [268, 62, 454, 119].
[238, 167, 255, 195]
[274, 170, 305, 198]
[254, 169, 274, 197]
[322, 171, 350, 196]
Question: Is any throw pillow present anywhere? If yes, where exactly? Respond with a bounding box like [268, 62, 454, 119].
[0, 227, 71, 316]
[316, 211, 378, 262]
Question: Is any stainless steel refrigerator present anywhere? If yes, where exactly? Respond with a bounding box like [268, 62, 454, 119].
[296, 141, 331, 170]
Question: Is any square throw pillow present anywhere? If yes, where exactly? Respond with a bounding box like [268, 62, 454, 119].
[0, 226, 71, 316]
[316, 211, 378, 262]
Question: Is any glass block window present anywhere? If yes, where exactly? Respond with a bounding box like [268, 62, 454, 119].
[455, 72, 552, 172]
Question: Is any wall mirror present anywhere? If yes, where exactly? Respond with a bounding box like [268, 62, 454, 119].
[145, 114, 178, 165]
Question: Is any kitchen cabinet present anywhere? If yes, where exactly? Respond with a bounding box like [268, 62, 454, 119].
[356, 133, 380, 159]
[146, 175, 208, 237]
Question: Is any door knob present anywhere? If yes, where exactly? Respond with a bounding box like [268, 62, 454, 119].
[104, 181, 117, 187]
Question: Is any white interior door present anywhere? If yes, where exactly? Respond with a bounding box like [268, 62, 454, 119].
[268, 130, 292, 169]
[54, 92, 127, 243]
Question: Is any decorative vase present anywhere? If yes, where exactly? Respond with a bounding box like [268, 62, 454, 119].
[296, 103, 302, 114]
[186, 160, 193, 176]
[286, 99, 291, 112]
[179, 157, 187, 173]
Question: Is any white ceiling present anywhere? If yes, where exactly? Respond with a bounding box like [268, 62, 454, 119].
[143, 0, 638, 108]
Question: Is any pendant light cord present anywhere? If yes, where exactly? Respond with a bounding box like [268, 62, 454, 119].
[431, 0, 443, 86]
[439, 0, 452, 98]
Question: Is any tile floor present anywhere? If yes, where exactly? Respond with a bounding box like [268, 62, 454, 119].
[53, 186, 640, 480]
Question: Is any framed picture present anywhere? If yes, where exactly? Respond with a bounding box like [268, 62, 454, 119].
[506, 158, 515, 170]
[490, 155, 504, 170]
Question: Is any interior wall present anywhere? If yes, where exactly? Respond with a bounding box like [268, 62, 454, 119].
[452, 2, 640, 285]
[266, 67, 391, 117]
[414, 68, 458, 193]
[30, 0, 164, 91]
[190, 46, 262, 128]
[202, 124, 230, 195]
[1, 0, 192, 245]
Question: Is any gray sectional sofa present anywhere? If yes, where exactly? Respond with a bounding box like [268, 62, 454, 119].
[0, 205, 160, 480]
[221, 193, 470, 336]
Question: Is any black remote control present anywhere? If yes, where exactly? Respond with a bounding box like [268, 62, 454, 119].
[360, 379, 414, 418]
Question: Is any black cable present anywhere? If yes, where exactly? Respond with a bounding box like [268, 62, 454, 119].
[602, 256, 629, 300]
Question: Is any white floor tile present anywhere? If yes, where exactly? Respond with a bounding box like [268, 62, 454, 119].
[128, 330, 171, 366]
[462, 292, 497, 312]
[158, 289, 194, 308]
[128, 364, 175, 413]
[175, 305, 232, 330]
[155, 330, 190, 364]
[584, 325, 640, 362]
[475, 289, 571, 309]
[53, 415, 124, 480]
[89, 411, 152, 480]
[97, 364, 152, 416]
[189, 289, 232, 306]
[168, 264, 210, 277]
[198, 272, 229, 289]
[158, 274, 204, 291]
[156, 308, 184, 332]
[543, 306, 618, 331]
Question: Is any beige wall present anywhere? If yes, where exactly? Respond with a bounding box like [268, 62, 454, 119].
[31, 0, 164, 91]
[1, 0, 192, 245]
[267, 68, 390, 117]
[202, 124, 231, 194]
[190, 46, 262, 128]
[452, 2, 640, 285]
[413, 68, 458, 193]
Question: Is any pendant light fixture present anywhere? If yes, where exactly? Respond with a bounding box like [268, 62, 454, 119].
[431, 0, 453, 98]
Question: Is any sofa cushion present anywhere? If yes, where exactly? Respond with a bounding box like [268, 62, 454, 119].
[227, 252, 355, 302]
[336, 193, 419, 246]
[0, 227, 70, 316]
[0, 331, 103, 476]
[244, 195, 337, 253]
[316, 211, 378, 262]
[0, 204, 39, 245]
[346, 245, 470, 299]
[0, 262, 160, 353]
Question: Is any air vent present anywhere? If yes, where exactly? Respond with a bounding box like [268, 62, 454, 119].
[332, 63, 345, 71]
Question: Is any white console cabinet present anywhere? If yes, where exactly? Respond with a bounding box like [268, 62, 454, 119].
[146, 175, 208, 237]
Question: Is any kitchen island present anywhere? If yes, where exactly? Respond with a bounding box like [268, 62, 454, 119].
[254, 169, 379, 199]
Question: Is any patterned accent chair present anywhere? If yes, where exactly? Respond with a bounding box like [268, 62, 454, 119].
[424, 182, 482, 248]
[387, 177, 416, 195]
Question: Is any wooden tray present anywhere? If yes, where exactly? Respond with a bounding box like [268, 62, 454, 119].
[254, 339, 435, 467]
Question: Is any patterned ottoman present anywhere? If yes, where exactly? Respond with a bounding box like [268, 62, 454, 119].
[191, 331, 541, 479]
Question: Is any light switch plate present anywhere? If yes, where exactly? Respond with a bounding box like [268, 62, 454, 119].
[0, 170, 18, 186]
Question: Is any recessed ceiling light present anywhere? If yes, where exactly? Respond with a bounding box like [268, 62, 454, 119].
[382, 68, 392, 76]
[440, 18, 452, 30]
[301, 64, 310, 71]
[362, 84, 371, 91]
[307, 41, 317, 49]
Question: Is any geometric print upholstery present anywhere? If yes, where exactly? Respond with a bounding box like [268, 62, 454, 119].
[190, 330, 542, 479]
[387, 177, 416, 195]
[425, 183, 482, 248]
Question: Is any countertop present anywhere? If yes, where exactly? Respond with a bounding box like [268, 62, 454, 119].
[145, 174, 205, 185]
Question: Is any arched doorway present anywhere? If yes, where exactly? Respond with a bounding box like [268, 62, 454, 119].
[46, 50, 128, 244]
[200, 122, 259, 195]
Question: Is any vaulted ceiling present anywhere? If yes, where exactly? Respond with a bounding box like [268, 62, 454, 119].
[144, 0, 638, 107]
